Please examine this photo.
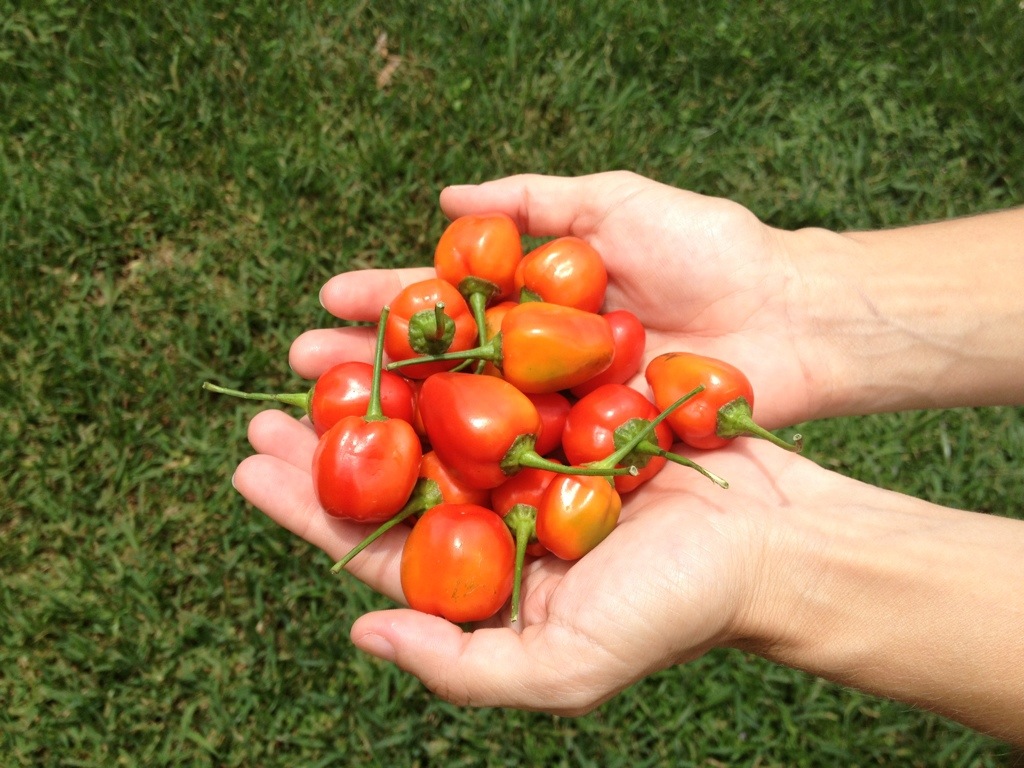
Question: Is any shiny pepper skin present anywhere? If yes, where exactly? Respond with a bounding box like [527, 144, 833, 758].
[417, 372, 543, 490]
[645, 352, 802, 452]
[496, 302, 615, 394]
[535, 475, 622, 560]
[312, 414, 423, 523]
[400, 503, 515, 623]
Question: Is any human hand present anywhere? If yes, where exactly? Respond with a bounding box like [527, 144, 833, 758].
[231, 174, 1024, 734]
[292, 172, 826, 429]
[233, 405, 824, 713]
[233, 400, 1024, 733]
[259, 171, 817, 707]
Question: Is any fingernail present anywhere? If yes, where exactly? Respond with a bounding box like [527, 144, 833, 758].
[355, 632, 396, 662]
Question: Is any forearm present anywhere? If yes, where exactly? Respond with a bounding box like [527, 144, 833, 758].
[740, 473, 1024, 745]
[783, 207, 1024, 419]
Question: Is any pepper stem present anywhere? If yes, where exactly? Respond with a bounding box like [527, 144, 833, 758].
[386, 334, 502, 373]
[364, 306, 390, 422]
[201, 381, 312, 416]
[503, 434, 637, 477]
[518, 287, 543, 304]
[467, 290, 490, 349]
[466, 290, 491, 374]
[591, 385, 706, 471]
[433, 302, 448, 341]
[717, 397, 803, 452]
[457, 275, 501, 347]
[503, 503, 536, 624]
[329, 478, 442, 573]
[640, 440, 730, 488]
[407, 302, 458, 355]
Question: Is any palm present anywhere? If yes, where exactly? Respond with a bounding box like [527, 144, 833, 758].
[503, 481, 744, 711]
[234, 405, 813, 713]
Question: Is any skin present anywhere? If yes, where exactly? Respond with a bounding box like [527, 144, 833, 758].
[233, 172, 1024, 746]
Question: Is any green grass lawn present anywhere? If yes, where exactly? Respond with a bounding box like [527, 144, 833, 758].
[3, 1, 1023, 765]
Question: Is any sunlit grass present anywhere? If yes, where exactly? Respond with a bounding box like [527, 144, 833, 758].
[2, 1, 1022, 765]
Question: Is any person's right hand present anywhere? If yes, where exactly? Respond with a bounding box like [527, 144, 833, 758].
[234, 402, 814, 715]
[294, 172, 831, 429]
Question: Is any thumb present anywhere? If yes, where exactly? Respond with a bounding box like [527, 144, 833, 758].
[438, 171, 649, 240]
[349, 608, 621, 715]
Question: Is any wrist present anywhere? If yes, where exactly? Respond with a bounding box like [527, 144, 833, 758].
[730, 458, 1024, 744]
[772, 225, 859, 422]
[779, 210, 1024, 419]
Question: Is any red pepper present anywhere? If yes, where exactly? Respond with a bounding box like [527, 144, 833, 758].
[202, 361, 416, 437]
[408, 378, 428, 439]
[645, 352, 802, 451]
[526, 391, 571, 457]
[561, 383, 729, 493]
[569, 309, 647, 397]
[383, 278, 479, 379]
[389, 302, 615, 394]
[514, 236, 608, 313]
[417, 450, 493, 508]
[434, 213, 523, 347]
[417, 372, 634, 490]
[535, 474, 623, 561]
[312, 308, 423, 522]
[400, 502, 515, 623]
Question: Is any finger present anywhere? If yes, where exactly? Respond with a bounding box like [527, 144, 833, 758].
[234, 415, 407, 602]
[349, 608, 622, 715]
[233, 455, 409, 604]
[247, 408, 317, 470]
[289, 326, 378, 378]
[438, 171, 646, 240]
[319, 267, 436, 321]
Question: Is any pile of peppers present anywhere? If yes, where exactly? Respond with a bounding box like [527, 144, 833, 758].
[205, 212, 802, 625]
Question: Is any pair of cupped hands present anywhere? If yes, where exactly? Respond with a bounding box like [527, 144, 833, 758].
[232, 171, 843, 714]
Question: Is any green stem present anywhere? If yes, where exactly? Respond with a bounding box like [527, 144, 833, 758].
[518, 287, 543, 304]
[641, 440, 730, 489]
[364, 306, 390, 422]
[330, 479, 441, 574]
[457, 275, 501, 347]
[407, 302, 457, 355]
[467, 290, 490, 349]
[386, 334, 502, 373]
[433, 302, 448, 341]
[503, 503, 536, 624]
[500, 388, 708, 482]
[717, 397, 803, 452]
[467, 290, 490, 375]
[502, 434, 637, 478]
[201, 381, 312, 415]
[591, 385, 706, 471]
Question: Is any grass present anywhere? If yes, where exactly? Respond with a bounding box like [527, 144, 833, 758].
[2, 0, 1023, 765]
